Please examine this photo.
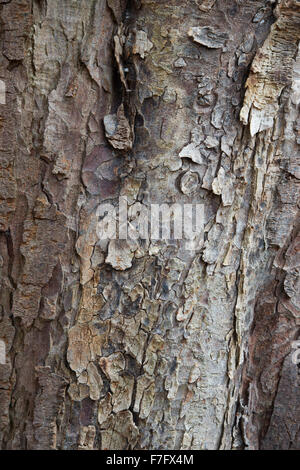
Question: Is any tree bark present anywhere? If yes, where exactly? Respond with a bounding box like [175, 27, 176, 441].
[0, 0, 299, 450]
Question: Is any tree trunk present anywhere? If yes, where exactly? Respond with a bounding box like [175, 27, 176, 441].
[0, 0, 299, 450]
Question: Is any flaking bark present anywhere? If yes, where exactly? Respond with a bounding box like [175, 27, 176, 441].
[0, 0, 299, 450]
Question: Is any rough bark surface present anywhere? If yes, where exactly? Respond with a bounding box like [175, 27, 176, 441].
[0, 0, 299, 450]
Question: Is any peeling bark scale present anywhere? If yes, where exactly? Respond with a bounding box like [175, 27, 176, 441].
[0, 0, 299, 450]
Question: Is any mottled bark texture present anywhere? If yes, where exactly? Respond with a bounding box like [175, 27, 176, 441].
[0, 0, 299, 450]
